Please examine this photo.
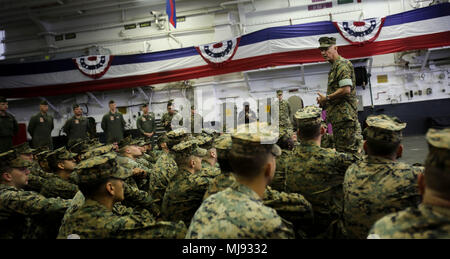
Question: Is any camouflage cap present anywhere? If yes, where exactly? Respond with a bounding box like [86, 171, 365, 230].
[32, 145, 50, 155]
[276, 90, 283, 95]
[425, 128, 450, 170]
[231, 122, 281, 157]
[0, 150, 32, 169]
[196, 134, 214, 150]
[214, 134, 232, 150]
[157, 133, 169, 145]
[40, 100, 48, 105]
[80, 144, 115, 160]
[0, 96, 7, 103]
[69, 140, 90, 154]
[13, 142, 36, 154]
[47, 147, 77, 161]
[73, 152, 133, 184]
[318, 36, 336, 49]
[294, 105, 322, 126]
[364, 114, 406, 143]
[118, 135, 140, 149]
[35, 149, 52, 161]
[167, 128, 191, 147]
[172, 139, 207, 158]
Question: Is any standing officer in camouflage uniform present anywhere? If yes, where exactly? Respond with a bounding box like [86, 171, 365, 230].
[285, 105, 358, 238]
[0, 96, 18, 153]
[190, 105, 203, 134]
[58, 153, 186, 239]
[161, 100, 183, 132]
[369, 128, 450, 239]
[161, 139, 208, 226]
[343, 114, 422, 239]
[101, 100, 126, 144]
[316, 37, 363, 155]
[136, 104, 156, 141]
[0, 150, 71, 239]
[27, 100, 54, 150]
[275, 90, 293, 138]
[63, 104, 90, 147]
[187, 129, 295, 239]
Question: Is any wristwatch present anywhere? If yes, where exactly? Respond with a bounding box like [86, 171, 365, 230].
[326, 96, 330, 102]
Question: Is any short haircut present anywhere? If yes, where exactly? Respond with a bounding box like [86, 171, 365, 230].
[424, 146, 450, 197]
[78, 178, 114, 198]
[424, 166, 450, 198]
[297, 123, 321, 140]
[366, 139, 400, 157]
[277, 135, 294, 151]
[47, 157, 60, 172]
[73, 104, 80, 110]
[109, 100, 115, 104]
[174, 154, 194, 169]
[229, 149, 271, 179]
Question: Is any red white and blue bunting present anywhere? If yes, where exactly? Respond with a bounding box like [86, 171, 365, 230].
[0, 3, 449, 98]
[334, 18, 385, 45]
[73, 55, 113, 79]
[196, 37, 241, 66]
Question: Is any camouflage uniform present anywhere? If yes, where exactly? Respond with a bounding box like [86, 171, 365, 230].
[319, 37, 362, 155]
[161, 139, 208, 226]
[0, 151, 71, 239]
[187, 182, 295, 239]
[149, 129, 191, 206]
[58, 153, 186, 239]
[27, 110, 54, 150]
[271, 149, 291, 191]
[368, 128, 450, 239]
[343, 115, 422, 239]
[195, 134, 220, 181]
[187, 128, 296, 239]
[101, 111, 126, 144]
[276, 90, 293, 138]
[285, 106, 358, 238]
[161, 110, 183, 132]
[12, 143, 53, 194]
[190, 108, 203, 134]
[40, 147, 79, 199]
[0, 100, 19, 153]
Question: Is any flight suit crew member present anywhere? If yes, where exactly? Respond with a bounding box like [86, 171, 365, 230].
[28, 100, 54, 150]
[316, 37, 363, 155]
[101, 100, 126, 144]
[0, 96, 19, 153]
[369, 128, 450, 239]
[136, 104, 156, 141]
[63, 104, 90, 147]
[343, 114, 422, 239]
[0, 150, 71, 239]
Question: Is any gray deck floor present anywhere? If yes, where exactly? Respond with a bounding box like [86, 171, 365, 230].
[398, 135, 428, 166]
